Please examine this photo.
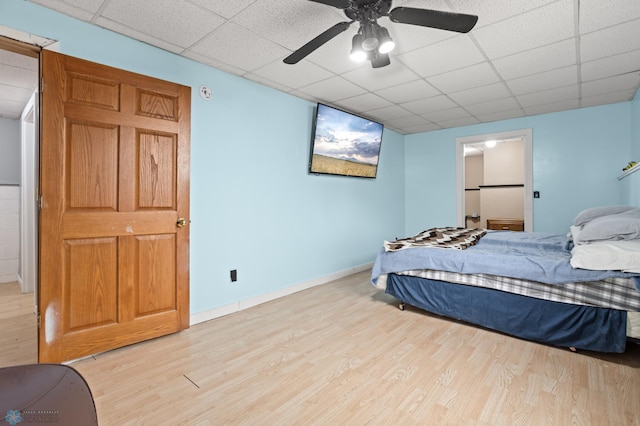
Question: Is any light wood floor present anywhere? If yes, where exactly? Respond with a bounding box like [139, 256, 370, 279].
[65, 271, 640, 425]
[0, 281, 37, 367]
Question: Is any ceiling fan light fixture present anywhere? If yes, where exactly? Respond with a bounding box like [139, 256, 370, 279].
[361, 23, 379, 51]
[371, 53, 391, 68]
[376, 26, 395, 54]
[349, 34, 367, 62]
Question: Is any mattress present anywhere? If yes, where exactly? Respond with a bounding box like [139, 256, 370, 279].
[392, 269, 640, 311]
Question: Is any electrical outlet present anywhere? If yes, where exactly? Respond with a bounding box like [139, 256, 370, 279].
[230, 269, 237, 282]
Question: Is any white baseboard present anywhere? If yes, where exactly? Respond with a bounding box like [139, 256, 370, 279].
[190, 262, 373, 326]
[0, 273, 18, 284]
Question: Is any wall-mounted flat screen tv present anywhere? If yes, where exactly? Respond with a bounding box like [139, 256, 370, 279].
[309, 103, 384, 179]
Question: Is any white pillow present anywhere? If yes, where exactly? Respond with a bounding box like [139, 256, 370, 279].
[573, 205, 635, 227]
[572, 209, 640, 244]
[571, 240, 640, 273]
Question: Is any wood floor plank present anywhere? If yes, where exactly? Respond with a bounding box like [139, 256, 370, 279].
[0, 281, 37, 368]
[26, 270, 640, 424]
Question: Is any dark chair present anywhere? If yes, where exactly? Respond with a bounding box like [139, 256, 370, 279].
[0, 364, 97, 425]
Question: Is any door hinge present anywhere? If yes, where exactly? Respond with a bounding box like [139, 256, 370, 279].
[40, 78, 44, 93]
[37, 312, 41, 328]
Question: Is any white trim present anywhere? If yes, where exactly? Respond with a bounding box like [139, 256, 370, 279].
[456, 129, 533, 232]
[189, 262, 374, 326]
[19, 91, 37, 295]
[0, 274, 19, 284]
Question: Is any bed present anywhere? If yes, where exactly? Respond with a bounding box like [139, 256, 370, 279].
[371, 207, 640, 353]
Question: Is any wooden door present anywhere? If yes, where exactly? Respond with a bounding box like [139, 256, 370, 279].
[39, 50, 191, 363]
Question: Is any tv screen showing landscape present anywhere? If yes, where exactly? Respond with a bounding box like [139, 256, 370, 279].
[309, 103, 384, 179]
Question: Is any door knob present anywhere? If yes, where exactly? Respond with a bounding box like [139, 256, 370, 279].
[176, 218, 188, 228]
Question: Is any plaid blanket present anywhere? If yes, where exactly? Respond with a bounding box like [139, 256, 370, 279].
[384, 227, 487, 252]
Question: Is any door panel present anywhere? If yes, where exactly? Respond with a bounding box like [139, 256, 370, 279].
[39, 50, 190, 363]
[64, 238, 118, 330]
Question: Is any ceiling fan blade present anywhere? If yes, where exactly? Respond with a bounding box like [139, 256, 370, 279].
[389, 7, 478, 33]
[283, 21, 352, 64]
[308, 0, 351, 9]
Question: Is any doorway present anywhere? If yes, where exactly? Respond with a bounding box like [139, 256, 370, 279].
[0, 34, 42, 367]
[455, 129, 533, 231]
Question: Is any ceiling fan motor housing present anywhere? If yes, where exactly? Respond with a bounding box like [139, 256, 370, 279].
[344, 0, 393, 21]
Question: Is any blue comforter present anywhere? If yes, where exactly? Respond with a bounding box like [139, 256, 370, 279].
[371, 231, 640, 290]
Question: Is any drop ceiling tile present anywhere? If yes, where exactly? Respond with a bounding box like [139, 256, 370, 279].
[242, 73, 294, 94]
[427, 62, 500, 94]
[506, 66, 578, 95]
[0, 98, 25, 119]
[423, 107, 473, 122]
[382, 21, 455, 55]
[448, 82, 512, 105]
[579, 0, 640, 34]
[401, 95, 458, 114]
[581, 19, 640, 62]
[297, 76, 366, 102]
[182, 51, 247, 76]
[581, 89, 636, 107]
[473, 0, 574, 59]
[287, 89, 320, 104]
[385, 115, 431, 129]
[475, 109, 526, 123]
[100, 0, 226, 48]
[251, 58, 333, 90]
[232, 0, 345, 51]
[15, 0, 640, 135]
[448, 0, 558, 28]
[188, 22, 290, 71]
[582, 73, 640, 97]
[341, 61, 419, 92]
[396, 35, 485, 78]
[0, 50, 38, 71]
[334, 93, 393, 113]
[465, 97, 522, 115]
[493, 39, 576, 80]
[95, 17, 186, 54]
[516, 85, 579, 108]
[581, 49, 640, 82]
[376, 79, 440, 104]
[524, 99, 580, 116]
[0, 83, 34, 103]
[433, 116, 481, 128]
[0, 64, 38, 88]
[403, 122, 442, 134]
[366, 105, 413, 122]
[189, 0, 257, 19]
[28, 0, 100, 20]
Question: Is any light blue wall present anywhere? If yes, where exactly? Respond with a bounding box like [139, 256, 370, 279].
[1, 1, 405, 315]
[623, 89, 640, 207]
[0, 117, 20, 185]
[2, 1, 637, 316]
[405, 102, 634, 235]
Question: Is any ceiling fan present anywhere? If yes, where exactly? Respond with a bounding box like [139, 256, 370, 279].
[283, 0, 478, 68]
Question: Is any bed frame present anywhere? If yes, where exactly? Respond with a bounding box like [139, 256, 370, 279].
[385, 273, 629, 353]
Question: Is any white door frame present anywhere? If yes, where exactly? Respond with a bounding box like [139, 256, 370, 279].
[19, 91, 38, 296]
[455, 129, 533, 231]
